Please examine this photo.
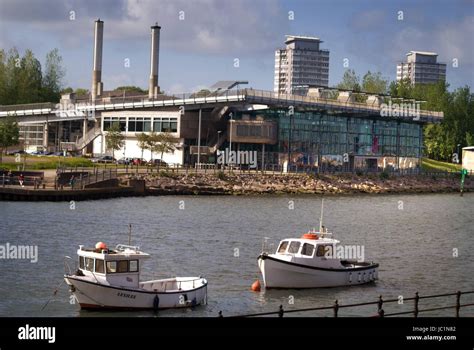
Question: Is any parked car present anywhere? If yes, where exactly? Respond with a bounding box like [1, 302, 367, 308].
[148, 159, 168, 167]
[92, 155, 116, 163]
[131, 158, 146, 166]
[117, 157, 133, 165]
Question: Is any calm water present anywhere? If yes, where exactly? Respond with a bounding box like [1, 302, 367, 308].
[0, 193, 473, 317]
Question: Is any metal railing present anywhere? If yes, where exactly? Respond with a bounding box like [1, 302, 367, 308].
[219, 290, 474, 318]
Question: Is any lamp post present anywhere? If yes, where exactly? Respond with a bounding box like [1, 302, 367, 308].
[229, 113, 233, 166]
[457, 144, 461, 163]
[217, 130, 222, 149]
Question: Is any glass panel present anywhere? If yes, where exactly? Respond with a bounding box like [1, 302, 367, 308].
[85, 257, 94, 271]
[301, 243, 314, 256]
[277, 241, 288, 253]
[153, 120, 162, 132]
[95, 259, 105, 274]
[117, 260, 128, 273]
[106, 261, 117, 273]
[79, 256, 85, 269]
[129, 260, 138, 272]
[143, 119, 151, 132]
[170, 120, 178, 132]
[288, 241, 301, 254]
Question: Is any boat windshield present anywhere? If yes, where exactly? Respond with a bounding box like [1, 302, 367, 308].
[277, 241, 289, 253]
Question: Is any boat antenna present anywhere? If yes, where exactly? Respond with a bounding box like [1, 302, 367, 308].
[128, 224, 132, 245]
[319, 198, 324, 233]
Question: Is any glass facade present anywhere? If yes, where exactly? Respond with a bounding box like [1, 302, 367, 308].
[103, 116, 177, 133]
[233, 109, 423, 170]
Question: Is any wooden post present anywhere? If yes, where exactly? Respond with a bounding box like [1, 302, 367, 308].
[333, 300, 339, 317]
[456, 291, 461, 317]
[414, 292, 419, 318]
[278, 305, 284, 318]
[378, 295, 384, 317]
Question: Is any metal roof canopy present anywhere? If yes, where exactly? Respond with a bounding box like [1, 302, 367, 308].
[208, 81, 248, 92]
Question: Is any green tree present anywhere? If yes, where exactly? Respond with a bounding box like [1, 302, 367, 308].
[191, 89, 211, 98]
[336, 69, 361, 91]
[136, 133, 149, 160]
[42, 48, 65, 102]
[114, 86, 147, 95]
[17, 49, 43, 103]
[362, 71, 388, 94]
[105, 123, 124, 160]
[0, 116, 20, 163]
[3, 48, 21, 105]
[154, 132, 178, 162]
[75, 88, 89, 97]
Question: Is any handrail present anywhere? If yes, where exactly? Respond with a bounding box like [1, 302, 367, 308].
[221, 290, 474, 318]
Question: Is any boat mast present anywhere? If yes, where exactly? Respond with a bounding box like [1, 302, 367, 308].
[319, 198, 324, 233]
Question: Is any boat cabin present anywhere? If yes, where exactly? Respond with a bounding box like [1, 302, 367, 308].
[76, 243, 149, 288]
[273, 232, 342, 268]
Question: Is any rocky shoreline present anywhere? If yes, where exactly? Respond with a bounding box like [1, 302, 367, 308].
[124, 171, 473, 195]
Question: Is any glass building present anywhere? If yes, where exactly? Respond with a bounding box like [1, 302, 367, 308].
[230, 108, 423, 171]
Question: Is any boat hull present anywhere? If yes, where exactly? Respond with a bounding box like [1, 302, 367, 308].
[64, 275, 207, 310]
[258, 254, 378, 288]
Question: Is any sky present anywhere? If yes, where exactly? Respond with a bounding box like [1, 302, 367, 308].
[0, 0, 473, 93]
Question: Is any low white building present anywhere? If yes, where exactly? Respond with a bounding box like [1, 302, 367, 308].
[93, 111, 184, 164]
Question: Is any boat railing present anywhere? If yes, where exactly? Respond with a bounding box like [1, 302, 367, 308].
[64, 256, 73, 275]
[115, 244, 140, 252]
[218, 290, 474, 318]
[142, 277, 204, 292]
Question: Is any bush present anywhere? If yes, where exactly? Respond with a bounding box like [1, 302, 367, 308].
[355, 170, 364, 176]
[216, 171, 227, 181]
[379, 171, 390, 180]
[159, 170, 177, 178]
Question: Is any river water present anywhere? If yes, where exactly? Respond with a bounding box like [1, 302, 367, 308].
[0, 193, 473, 317]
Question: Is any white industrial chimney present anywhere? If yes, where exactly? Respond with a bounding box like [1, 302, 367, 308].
[148, 23, 161, 99]
[91, 19, 104, 101]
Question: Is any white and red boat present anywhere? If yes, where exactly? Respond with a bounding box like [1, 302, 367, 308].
[64, 243, 207, 310]
[258, 200, 379, 288]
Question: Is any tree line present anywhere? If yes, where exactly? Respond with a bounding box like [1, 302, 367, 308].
[337, 70, 473, 161]
[0, 48, 65, 105]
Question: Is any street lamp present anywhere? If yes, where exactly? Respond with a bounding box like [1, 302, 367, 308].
[217, 130, 222, 149]
[229, 113, 233, 165]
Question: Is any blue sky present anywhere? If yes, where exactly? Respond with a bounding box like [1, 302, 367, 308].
[0, 0, 473, 93]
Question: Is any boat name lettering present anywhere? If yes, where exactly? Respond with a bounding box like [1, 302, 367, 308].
[117, 292, 136, 299]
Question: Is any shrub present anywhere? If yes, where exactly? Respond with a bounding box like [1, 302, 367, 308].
[216, 171, 226, 181]
[379, 171, 390, 180]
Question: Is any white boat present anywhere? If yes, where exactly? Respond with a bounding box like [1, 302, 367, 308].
[64, 243, 207, 310]
[258, 200, 379, 288]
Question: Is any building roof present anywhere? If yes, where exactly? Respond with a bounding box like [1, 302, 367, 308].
[208, 81, 248, 92]
[285, 35, 322, 43]
[407, 51, 438, 56]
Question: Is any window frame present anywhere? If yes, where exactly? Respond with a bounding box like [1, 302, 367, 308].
[301, 243, 315, 257]
[287, 241, 301, 254]
[277, 241, 289, 253]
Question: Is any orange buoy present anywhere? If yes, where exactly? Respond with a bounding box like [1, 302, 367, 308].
[251, 279, 261, 292]
[95, 242, 107, 250]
